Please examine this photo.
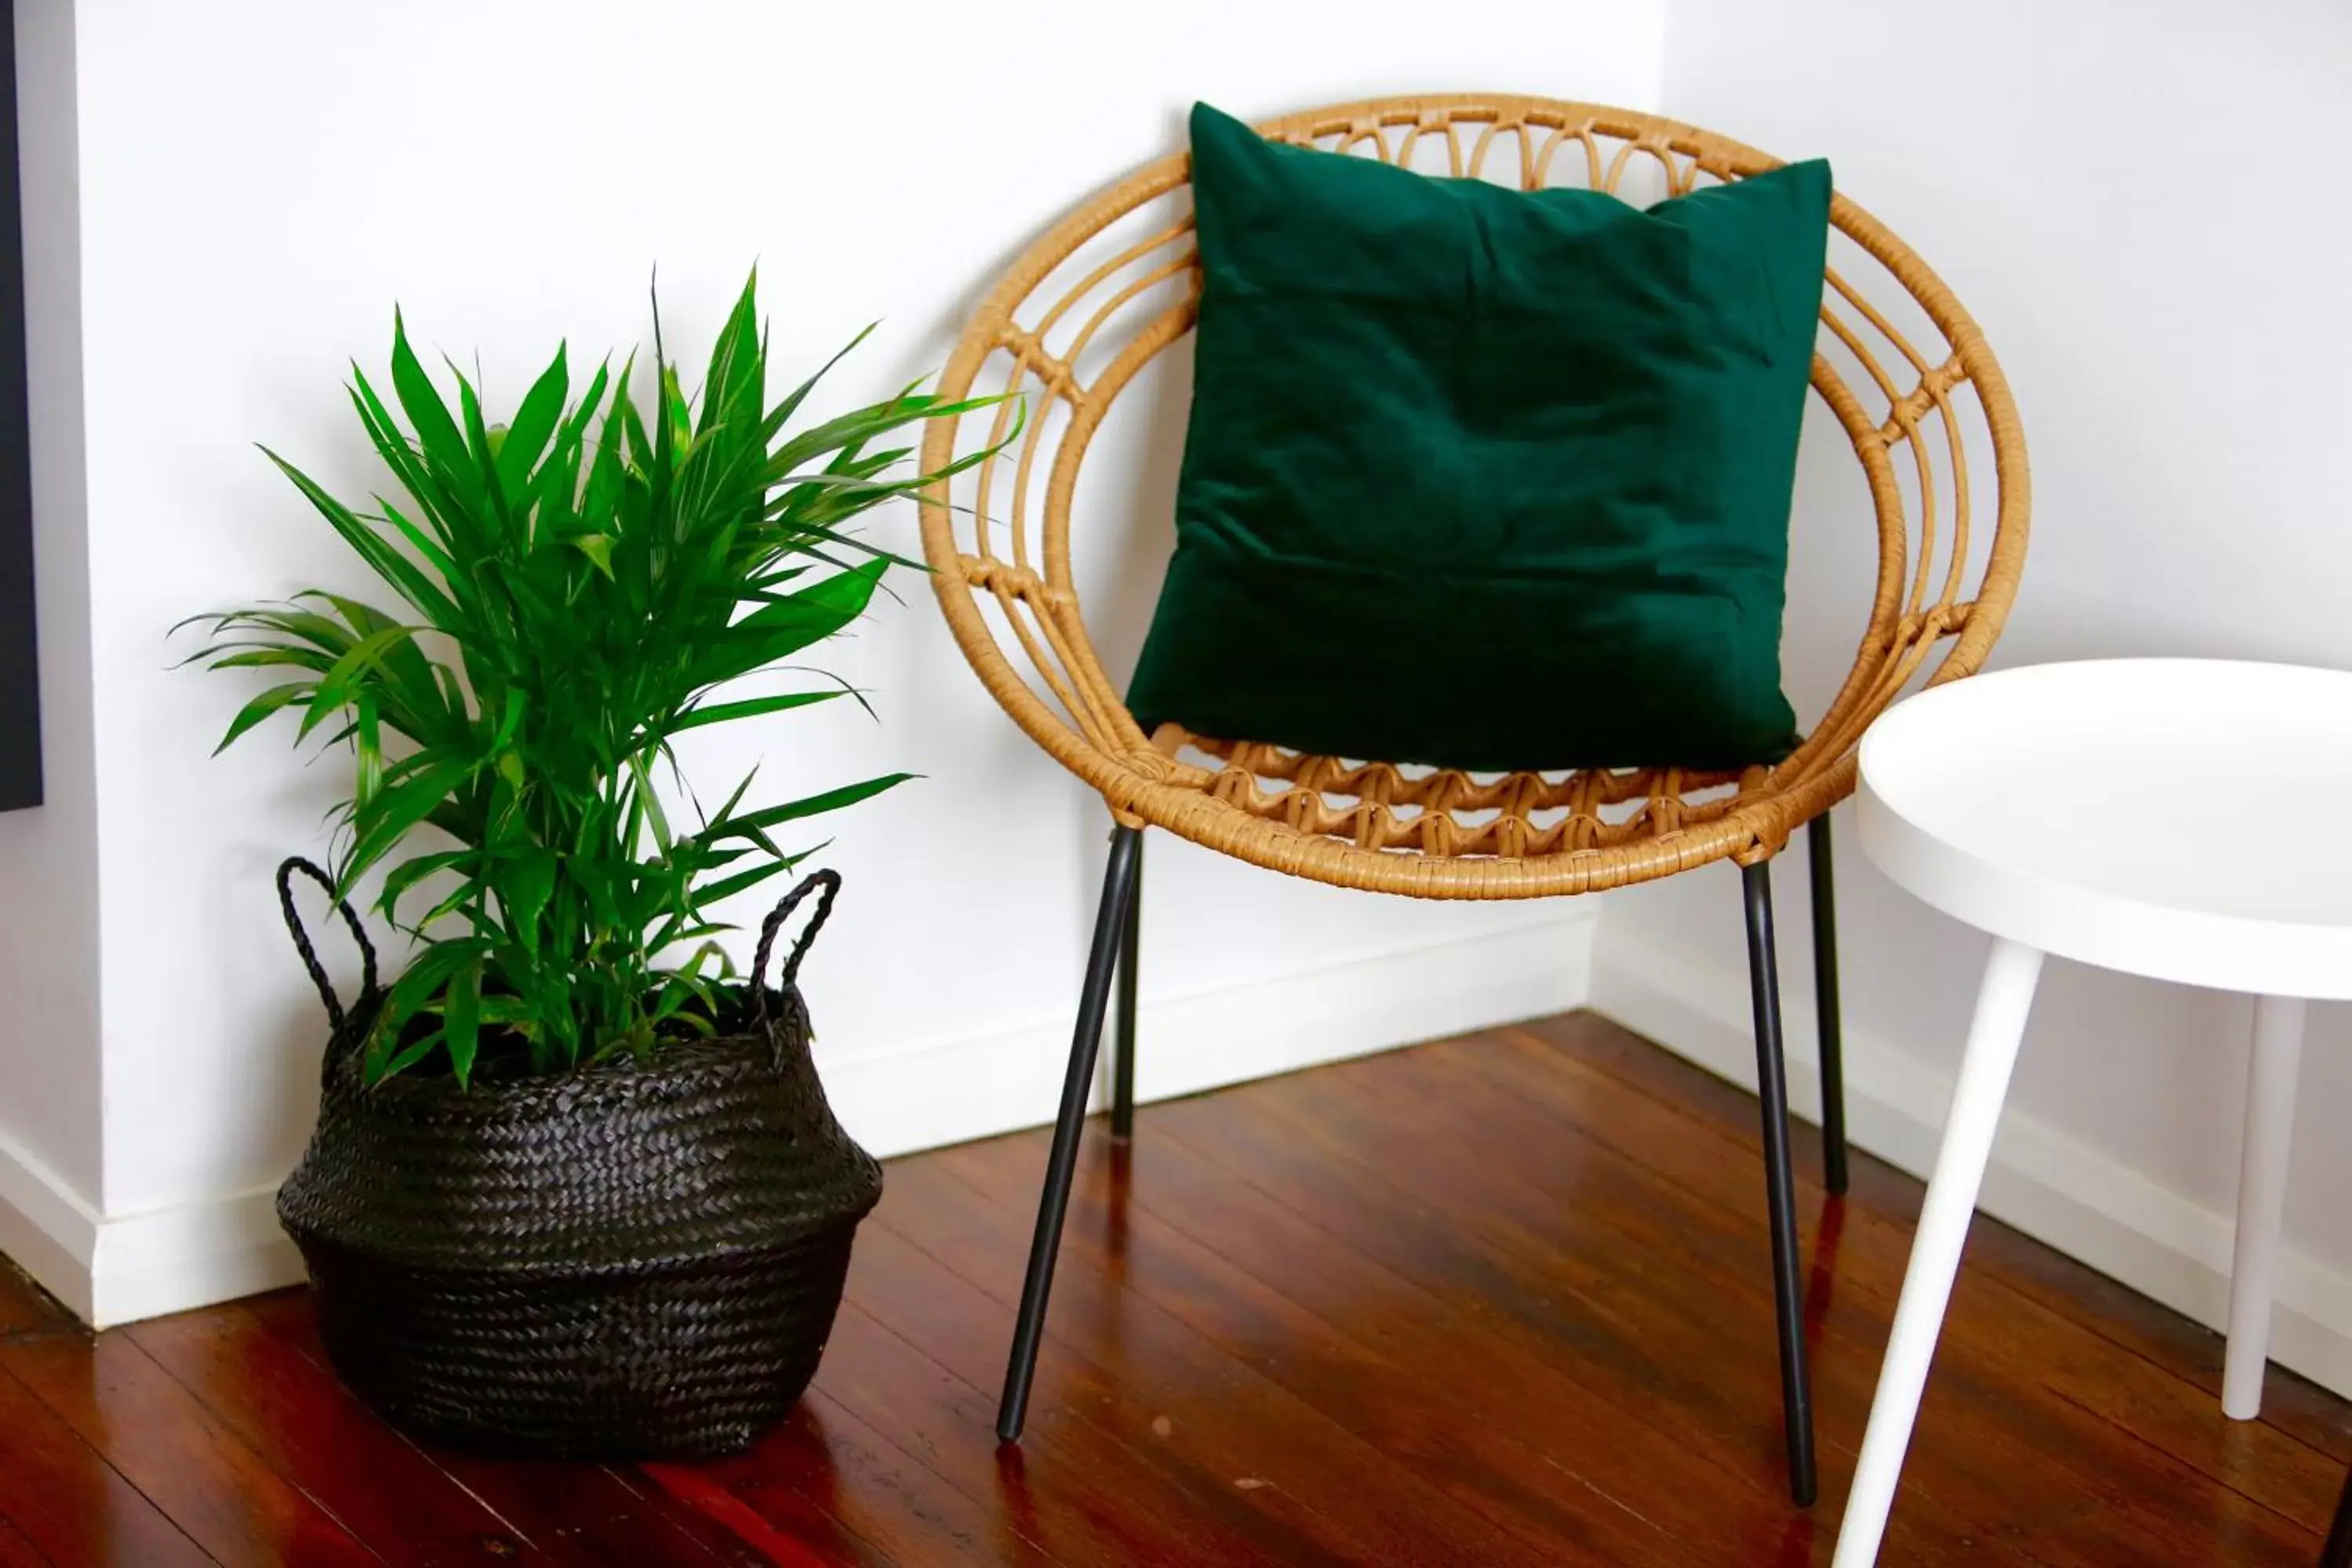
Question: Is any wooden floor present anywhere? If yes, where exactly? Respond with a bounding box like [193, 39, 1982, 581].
[1, 1012, 2346, 1566]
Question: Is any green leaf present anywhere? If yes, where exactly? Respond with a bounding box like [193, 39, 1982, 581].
[710, 772, 913, 842]
[374, 1027, 445, 1080]
[201, 645, 336, 674]
[583, 354, 634, 524]
[379, 848, 475, 924]
[362, 938, 481, 1080]
[763, 323, 876, 441]
[341, 757, 473, 889]
[764, 386, 1011, 481]
[387, 311, 474, 500]
[368, 495, 460, 587]
[353, 691, 383, 813]
[501, 847, 557, 954]
[691, 855, 795, 908]
[628, 750, 673, 855]
[738, 555, 886, 627]
[443, 955, 483, 1087]
[490, 687, 526, 751]
[452, 367, 512, 541]
[568, 533, 615, 577]
[495, 343, 568, 502]
[294, 623, 430, 743]
[299, 592, 445, 721]
[685, 559, 887, 690]
[347, 377, 449, 538]
[414, 873, 481, 931]
[699, 272, 764, 439]
[263, 448, 463, 628]
[212, 681, 314, 753]
[668, 689, 844, 734]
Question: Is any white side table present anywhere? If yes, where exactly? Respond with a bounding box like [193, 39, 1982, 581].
[1833, 659, 2352, 1567]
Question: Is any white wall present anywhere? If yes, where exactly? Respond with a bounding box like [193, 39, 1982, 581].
[1606, 0, 2352, 1393]
[45, 0, 2341, 1381]
[0, 0, 102, 1297]
[2, 0, 1664, 1320]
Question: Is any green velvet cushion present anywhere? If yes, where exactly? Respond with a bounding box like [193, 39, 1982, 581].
[1126, 102, 1831, 771]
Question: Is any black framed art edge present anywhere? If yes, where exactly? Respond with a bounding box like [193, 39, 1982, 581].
[0, 0, 42, 811]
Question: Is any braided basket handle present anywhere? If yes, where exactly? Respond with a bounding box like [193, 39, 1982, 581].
[277, 857, 379, 1045]
[750, 869, 841, 1045]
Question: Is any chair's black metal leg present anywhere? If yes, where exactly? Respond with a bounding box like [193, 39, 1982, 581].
[997, 826, 1143, 1443]
[1744, 861, 1820, 1508]
[1809, 813, 1850, 1196]
[1110, 833, 1142, 1140]
[2325, 1462, 2352, 1568]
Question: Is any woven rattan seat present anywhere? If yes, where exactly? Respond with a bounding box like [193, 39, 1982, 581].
[919, 93, 2029, 1508]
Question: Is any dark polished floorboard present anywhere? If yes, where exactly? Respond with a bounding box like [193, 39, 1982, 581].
[0, 1011, 2340, 1564]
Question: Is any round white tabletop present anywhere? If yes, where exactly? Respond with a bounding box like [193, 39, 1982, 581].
[1857, 657, 2352, 1000]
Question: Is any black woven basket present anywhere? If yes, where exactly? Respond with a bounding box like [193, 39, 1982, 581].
[271, 859, 883, 1461]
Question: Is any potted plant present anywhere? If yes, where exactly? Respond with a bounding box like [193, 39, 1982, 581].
[186, 274, 999, 1458]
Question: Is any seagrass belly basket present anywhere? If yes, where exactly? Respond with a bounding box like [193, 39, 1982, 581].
[272, 860, 881, 1459]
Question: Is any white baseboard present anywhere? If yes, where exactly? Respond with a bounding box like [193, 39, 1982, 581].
[0, 1130, 307, 1329]
[1588, 922, 2352, 1405]
[0, 1126, 97, 1321]
[0, 912, 1600, 1328]
[89, 1185, 307, 1328]
[824, 911, 1601, 1160]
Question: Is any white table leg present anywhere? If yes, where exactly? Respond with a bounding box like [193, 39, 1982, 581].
[1834, 938, 2043, 1568]
[2224, 993, 2307, 1420]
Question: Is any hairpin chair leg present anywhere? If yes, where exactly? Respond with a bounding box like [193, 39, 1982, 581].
[2325, 1461, 2352, 1568]
[1110, 833, 1143, 1140]
[1809, 813, 1850, 1196]
[1744, 860, 1820, 1507]
[998, 824, 1144, 1443]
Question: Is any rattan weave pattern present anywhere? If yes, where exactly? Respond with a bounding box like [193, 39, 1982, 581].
[917, 95, 2029, 895]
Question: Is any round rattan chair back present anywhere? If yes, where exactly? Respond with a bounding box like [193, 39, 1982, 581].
[917, 94, 2028, 898]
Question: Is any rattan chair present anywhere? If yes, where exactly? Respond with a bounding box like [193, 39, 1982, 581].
[917, 93, 2028, 1508]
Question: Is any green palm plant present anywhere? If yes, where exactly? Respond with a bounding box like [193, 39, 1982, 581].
[186, 274, 1004, 1086]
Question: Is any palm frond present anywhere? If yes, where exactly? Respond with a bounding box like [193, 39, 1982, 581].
[188, 272, 1015, 1083]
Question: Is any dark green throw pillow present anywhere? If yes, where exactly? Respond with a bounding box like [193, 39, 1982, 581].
[1127, 102, 1831, 771]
